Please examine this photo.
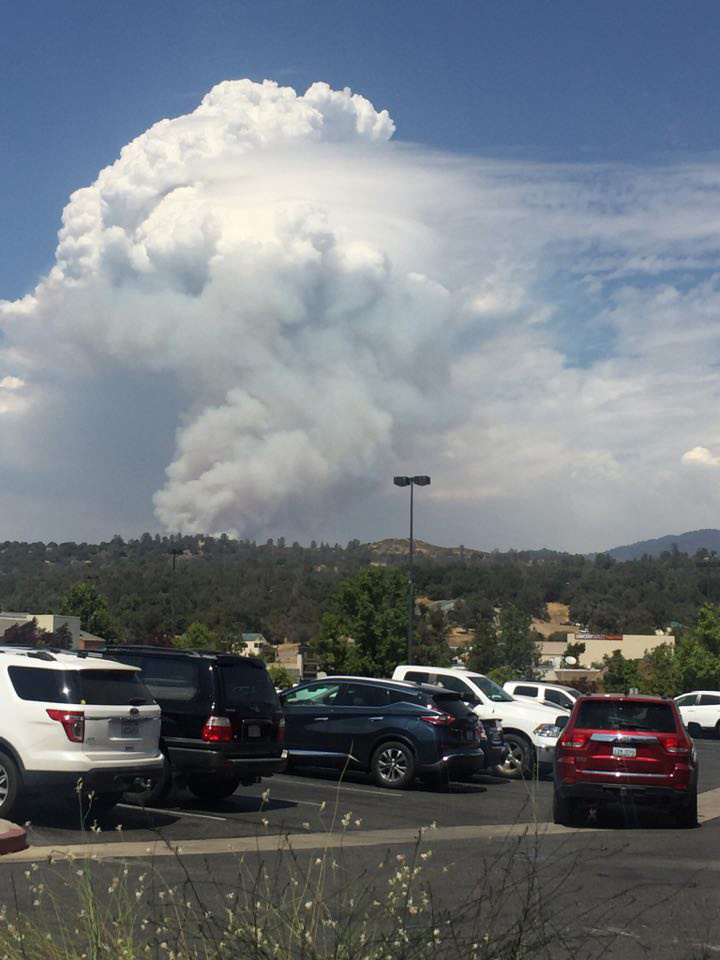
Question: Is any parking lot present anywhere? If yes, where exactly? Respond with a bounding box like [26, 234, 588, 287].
[3, 741, 720, 958]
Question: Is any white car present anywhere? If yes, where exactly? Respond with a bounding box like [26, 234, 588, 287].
[391, 665, 569, 779]
[675, 691, 720, 738]
[504, 681, 582, 713]
[0, 646, 163, 819]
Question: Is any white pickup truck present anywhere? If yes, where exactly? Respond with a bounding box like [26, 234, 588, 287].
[392, 665, 569, 779]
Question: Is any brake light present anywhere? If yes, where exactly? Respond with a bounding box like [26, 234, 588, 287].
[662, 736, 691, 755]
[276, 716, 286, 743]
[202, 716, 233, 742]
[47, 709, 85, 743]
[420, 713, 455, 727]
[557, 732, 588, 750]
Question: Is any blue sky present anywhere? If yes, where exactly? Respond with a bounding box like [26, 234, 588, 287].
[3, 1, 720, 551]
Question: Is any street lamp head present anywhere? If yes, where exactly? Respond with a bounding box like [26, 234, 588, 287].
[393, 476, 411, 487]
[412, 475, 431, 486]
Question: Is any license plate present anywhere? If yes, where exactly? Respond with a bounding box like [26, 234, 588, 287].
[121, 720, 139, 737]
[613, 746, 636, 758]
[246, 724, 261, 738]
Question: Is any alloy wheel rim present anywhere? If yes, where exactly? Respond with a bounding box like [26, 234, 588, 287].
[0, 764, 8, 805]
[378, 748, 407, 783]
[500, 744, 524, 774]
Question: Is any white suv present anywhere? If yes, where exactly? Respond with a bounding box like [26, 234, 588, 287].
[392, 665, 569, 779]
[0, 647, 163, 819]
[675, 691, 720, 738]
[504, 681, 581, 713]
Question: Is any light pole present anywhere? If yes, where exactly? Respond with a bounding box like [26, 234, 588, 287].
[393, 475, 431, 663]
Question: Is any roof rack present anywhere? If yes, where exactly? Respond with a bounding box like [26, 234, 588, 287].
[0, 646, 57, 661]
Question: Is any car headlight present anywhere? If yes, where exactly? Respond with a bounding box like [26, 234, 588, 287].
[534, 723, 563, 738]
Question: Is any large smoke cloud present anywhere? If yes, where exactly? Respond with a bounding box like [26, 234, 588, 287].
[5, 78, 720, 548]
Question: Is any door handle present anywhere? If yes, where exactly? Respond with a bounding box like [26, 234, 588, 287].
[369, 716, 385, 721]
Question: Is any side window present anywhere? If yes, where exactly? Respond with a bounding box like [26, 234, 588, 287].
[8, 667, 72, 703]
[139, 657, 201, 702]
[404, 671, 430, 683]
[336, 684, 389, 708]
[433, 673, 471, 697]
[545, 689, 573, 710]
[387, 689, 422, 706]
[514, 685, 538, 698]
[700, 694, 720, 705]
[676, 694, 697, 707]
[283, 682, 342, 706]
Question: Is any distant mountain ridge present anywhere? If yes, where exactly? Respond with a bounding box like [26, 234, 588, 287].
[607, 529, 720, 561]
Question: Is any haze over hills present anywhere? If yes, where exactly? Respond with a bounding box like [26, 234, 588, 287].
[606, 529, 720, 562]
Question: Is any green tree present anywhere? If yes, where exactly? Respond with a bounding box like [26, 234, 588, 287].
[58, 581, 120, 641]
[311, 567, 408, 676]
[641, 643, 680, 697]
[600, 650, 643, 693]
[414, 606, 453, 667]
[2, 618, 48, 647]
[266, 663, 295, 689]
[177, 621, 218, 650]
[466, 606, 541, 680]
[675, 636, 720, 692]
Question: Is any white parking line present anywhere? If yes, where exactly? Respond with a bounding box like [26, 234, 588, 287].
[116, 804, 228, 822]
[271, 775, 403, 799]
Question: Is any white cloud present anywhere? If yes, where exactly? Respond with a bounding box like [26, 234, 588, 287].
[4, 78, 720, 549]
[682, 446, 720, 468]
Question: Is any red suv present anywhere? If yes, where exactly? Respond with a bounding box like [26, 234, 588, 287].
[553, 694, 698, 828]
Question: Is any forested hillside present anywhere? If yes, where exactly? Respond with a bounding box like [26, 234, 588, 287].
[0, 534, 716, 643]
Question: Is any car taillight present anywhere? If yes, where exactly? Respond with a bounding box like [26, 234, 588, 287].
[202, 716, 233, 742]
[47, 709, 85, 743]
[276, 716, 285, 742]
[557, 732, 588, 750]
[421, 713, 455, 726]
[662, 736, 691, 755]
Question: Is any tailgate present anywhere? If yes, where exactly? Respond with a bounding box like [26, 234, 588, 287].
[83, 704, 161, 760]
[577, 732, 676, 779]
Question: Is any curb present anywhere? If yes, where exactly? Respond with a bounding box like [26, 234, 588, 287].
[0, 819, 28, 855]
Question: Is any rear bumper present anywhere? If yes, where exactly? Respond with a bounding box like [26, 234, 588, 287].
[555, 779, 693, 806]
[167, 745, 288, 779]
[420, 749, 486, 777]
[24, 761, 165, 795]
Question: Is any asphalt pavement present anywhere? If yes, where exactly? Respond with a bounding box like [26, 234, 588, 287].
[1, 740, 720, 958]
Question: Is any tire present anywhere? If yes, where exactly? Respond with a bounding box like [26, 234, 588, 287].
[371, 741, 416, 789]
[675, 788, 698, 829]
[187, 775, 240, 801]
[493, 733, 533, 780]
[86, 792, 123, 816]
[716, 721, 720, 742]
[553, 791, 577, 826]
[122, 755, 172, 807]
[688, 722, 702, 739]
[0, 753, 23, 820]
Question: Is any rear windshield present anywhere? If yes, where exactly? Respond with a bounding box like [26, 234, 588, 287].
[574, 700, 676, 733]
[219, 662, 279, 708]
[8, 666, 154, 705]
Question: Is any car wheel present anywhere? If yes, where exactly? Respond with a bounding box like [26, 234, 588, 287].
[494, 734, 533, 780]
[122, 756, 172, 807]
[716, 721, 720, 742]
[187, 776, 240, 801]
[552, 791, 577, 826]
[0, 753, 23, 820]
[371, 741, 416, 789]
[87, 792, 123, 816]
[688, 722, 702, 739]
[675, 788, 698, 829]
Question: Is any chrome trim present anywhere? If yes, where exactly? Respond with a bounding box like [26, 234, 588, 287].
[581, 769, 668, 779]
[441, 751, 484, 763]
[589, 733, 659, 744]
[288, 749, 348, 758]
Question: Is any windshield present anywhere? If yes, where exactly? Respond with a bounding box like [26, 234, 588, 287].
[468, 675, 514, 702]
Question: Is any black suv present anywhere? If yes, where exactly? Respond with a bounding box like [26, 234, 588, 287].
[100, 646, 286, 803]
[281, 676, 485, 788]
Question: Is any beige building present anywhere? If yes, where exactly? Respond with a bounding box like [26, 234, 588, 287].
[539, 631, 675, 675]
[0, 612, 82, 647]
